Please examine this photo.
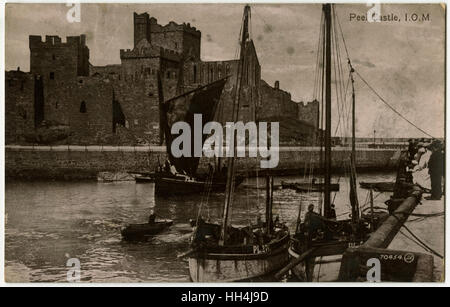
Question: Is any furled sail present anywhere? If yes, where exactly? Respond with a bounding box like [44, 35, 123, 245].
[159, 77, 228, 177]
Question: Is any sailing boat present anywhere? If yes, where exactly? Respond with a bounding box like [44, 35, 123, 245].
[279, 4, 380, 281]
[155, 72, 244, 196]
[183, 5, 290, 282]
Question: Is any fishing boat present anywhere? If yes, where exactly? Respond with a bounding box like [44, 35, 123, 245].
[121, 219, 173, 241]
[281, 181, 340, 193]
[186, 176, 290, 282]
[276, 4, 381, 281]
[359, 181, 395, 192]
[133, 171, 168, 183]
[182, 5, 290, 282]
[155, 73, 244, 196]
[155, 175, 245, 196]
[360, 181, 431, 194]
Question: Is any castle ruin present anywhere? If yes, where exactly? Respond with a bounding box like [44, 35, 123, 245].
[5, 12, 319, 145]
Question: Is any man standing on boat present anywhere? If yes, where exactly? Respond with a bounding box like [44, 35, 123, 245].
[426, 141, 444, 200]
[304, 204, 324, 241]
[148, 213, 156, 224]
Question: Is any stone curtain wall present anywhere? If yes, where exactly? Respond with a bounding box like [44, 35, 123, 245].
[5, 146, 399, 180]
[5, 71, 36, 143]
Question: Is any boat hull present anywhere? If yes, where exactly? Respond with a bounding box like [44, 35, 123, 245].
[281, 181, 340, 192]
[121, 221, 173, 241]
[155, 176, 245, 196]
[188, 236, 290, 282]
[135, 176, 155, 183]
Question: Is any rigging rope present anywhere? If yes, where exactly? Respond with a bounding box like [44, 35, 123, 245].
[354, 71, 435, 138]
[332, 5, 435, 138]
[390, 211, 444, 259]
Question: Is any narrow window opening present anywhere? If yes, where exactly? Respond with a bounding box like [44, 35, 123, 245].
[193, 65, 197, 83]
[80, 101, 87, 113]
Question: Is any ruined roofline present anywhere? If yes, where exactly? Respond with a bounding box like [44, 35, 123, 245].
[29, 34, 87, 49]
[297, 99, 319, 107]
[5, 69, 33, 79]
[133, 12, 201, 37]
[150, 20, 201, 37]
[260, 79, 319, 107]
[261, 79, 292, 96]
[120, 45, 181, 61]
[189, 59, 238, 65]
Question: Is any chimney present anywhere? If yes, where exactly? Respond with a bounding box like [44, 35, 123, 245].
[274, 80, 279, 89]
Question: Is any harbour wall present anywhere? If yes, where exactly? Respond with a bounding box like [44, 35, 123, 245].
[5, 145, 401, 180]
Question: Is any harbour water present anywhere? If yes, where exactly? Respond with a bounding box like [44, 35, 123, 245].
[4, 172, 442, 282]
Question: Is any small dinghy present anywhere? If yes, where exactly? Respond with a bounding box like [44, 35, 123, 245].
[359, 181, 395, 192]
[134, 175, 155, 183]
[281, 181, 340, 193]
[121, 219, 173, 241]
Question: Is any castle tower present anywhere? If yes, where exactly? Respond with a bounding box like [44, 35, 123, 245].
[29, 34, 89, 80]
[134, 12, 151, 47]
[148, 18, 201, 59]
[28, 34, 90, 126]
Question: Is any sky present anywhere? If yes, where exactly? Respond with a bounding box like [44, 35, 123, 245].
[5, 3, 445, 138]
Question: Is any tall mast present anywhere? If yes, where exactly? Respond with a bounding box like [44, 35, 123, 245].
[349, 61, 360, 222]
[323, 3, 332, 218]
[219, 5, 250, 246]
[265, 176, 274, 234]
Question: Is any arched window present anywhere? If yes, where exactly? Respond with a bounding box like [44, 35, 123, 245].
[80, 101, 87, 113]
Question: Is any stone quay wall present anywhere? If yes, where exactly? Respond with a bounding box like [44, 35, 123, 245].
[5, 145, 400, 180]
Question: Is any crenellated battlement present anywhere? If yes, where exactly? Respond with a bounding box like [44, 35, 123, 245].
[29, 35, 87, 49]
[120, 46, 180, 61]
[149, 17, 201, 37]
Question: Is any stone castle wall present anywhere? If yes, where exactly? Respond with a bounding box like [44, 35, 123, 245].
[298, 100, 319, 130]
[5, 145, 399, 180]
[5, 71, 36, 143]
[5, 12, 319, 147]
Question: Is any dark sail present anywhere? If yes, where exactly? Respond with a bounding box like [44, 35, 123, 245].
[160, 77, 228, 177]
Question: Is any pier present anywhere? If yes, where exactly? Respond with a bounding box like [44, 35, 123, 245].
[337, 192, 444, 282]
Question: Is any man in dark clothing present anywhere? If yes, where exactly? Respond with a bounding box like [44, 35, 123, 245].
[304, 204, 324, 241]
[427, 142, 444, 200]
[408, 139, 418, 160]
[329, 204, 337, 220]
[148, 214, 156, 224]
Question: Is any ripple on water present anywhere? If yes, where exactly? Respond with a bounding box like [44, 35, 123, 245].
[6, 173, 397, 282]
